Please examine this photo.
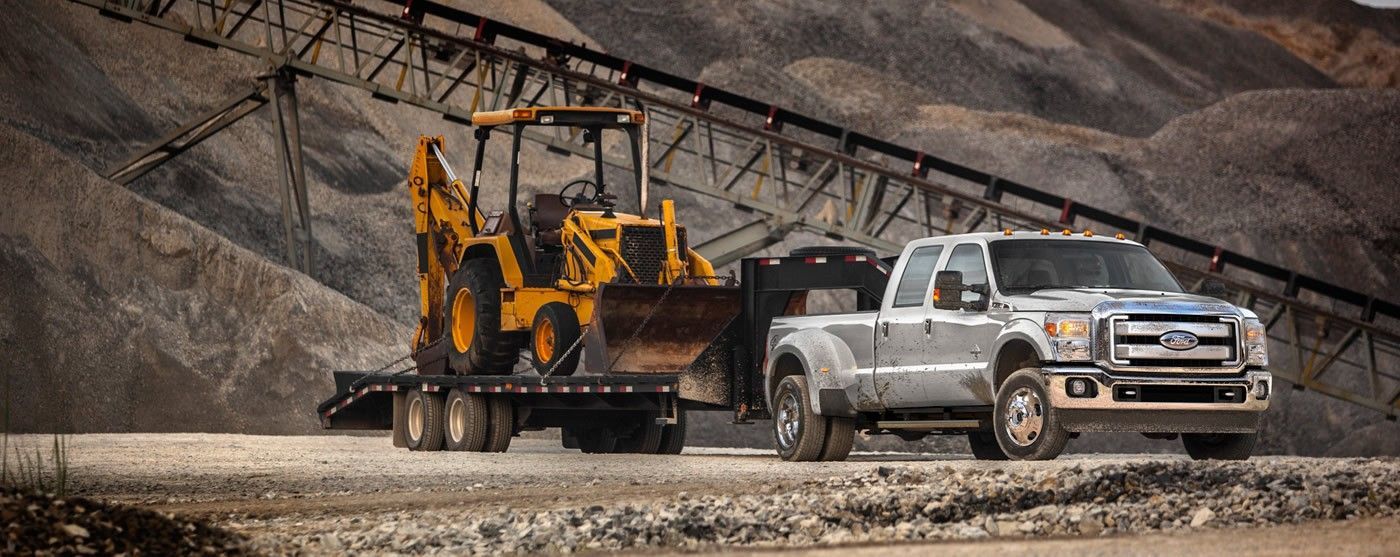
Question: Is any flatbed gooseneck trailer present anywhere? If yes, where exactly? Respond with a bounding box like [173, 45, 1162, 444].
[317, 250, 894, 454]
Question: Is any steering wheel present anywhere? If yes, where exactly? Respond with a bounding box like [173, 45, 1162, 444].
[558, 179, 600, 208]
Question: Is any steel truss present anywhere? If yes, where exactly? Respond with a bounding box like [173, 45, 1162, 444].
[77, 0, 1398, 418]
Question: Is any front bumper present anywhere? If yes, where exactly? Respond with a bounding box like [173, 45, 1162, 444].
[1043, 367, 1271, 433]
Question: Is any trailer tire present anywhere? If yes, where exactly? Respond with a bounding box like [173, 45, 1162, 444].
[967, 431, 1008, 460]
[656, 408, 687, 455]
[404, 389, 445, 452]
[446, 258, 523, 375]
[482, 395, 514, 452]
[1182, 432, 1256, 460]
[615, 412, 664, 454]
[530, 302, 582, 376]
[773, 375, 827, 462]
[444, 389, 488, 452]
[994, 368, 1069, 461]
[818, 416, 855, 462]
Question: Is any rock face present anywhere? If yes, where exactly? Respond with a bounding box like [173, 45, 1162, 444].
[0, 127, 407, 434]
[0, 0, 1397, 456]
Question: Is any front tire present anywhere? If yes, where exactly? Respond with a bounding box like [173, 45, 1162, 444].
[994, 368, 1069, 460]
[530, 302, 582, 376]
[404, 389, 445, 452]
[773, 375, 827, 462]
[445, 259, 524, 375]
[1182, 432, 1257, 460]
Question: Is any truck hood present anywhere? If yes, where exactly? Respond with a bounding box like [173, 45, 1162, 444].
[1002, 289, 1233, 313]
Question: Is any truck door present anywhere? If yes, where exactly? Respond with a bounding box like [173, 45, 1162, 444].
[874, 244, 944, 408]
[924, 242, 1003, 406]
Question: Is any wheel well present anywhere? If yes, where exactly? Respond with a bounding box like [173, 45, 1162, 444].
[769, 353, 805, 398]
[993, 339, 1040, 389]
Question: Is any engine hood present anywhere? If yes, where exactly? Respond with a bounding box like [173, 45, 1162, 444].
[1001, 289, 1237, 314]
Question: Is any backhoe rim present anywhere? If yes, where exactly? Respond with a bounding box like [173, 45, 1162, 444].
[451, 288, 476, 354]
[535, 319, 556, 362]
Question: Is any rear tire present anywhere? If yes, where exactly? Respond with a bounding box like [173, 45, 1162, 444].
[1182, 432, 1256, 460]
[773, 375, 827, 462]
[530, 302, 582, 376]
[818, 416, 855, 462]
[967, 431, 1008, 460]
[443, 389, 488, 452]
[994, 368, 1069, 461]
[656, 408, 687, 454]
[404, 389, 445, 452]
[482, 395, 514, 452]
[445, 258, 524, 375]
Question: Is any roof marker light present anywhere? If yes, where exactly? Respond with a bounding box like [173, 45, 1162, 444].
[1062, 229, 1072, 235]
[1041, 228, 1050, 235]
[1083, 230, 1094, 237]
[1004, 228, 1013, 236]
[512, 108, 532, 119]
[1115, 233, 1127, 240]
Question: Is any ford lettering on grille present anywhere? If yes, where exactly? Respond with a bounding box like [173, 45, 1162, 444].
[1159, 331, 1200, 351]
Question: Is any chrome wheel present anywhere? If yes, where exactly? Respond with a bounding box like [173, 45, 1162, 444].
[448, 397, 466, 443]
[407, 395, 425, 443]
[775, 391, 801, 449]
[1003, 386, 1044, 447]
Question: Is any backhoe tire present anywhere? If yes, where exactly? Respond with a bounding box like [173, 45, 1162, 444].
[445, 258, 523, 375]
[773, 375, 827, 462]
[404, 389, 445, 452]
[530, 302, 582, 376]
[1182, 432, 1257, 460]
[656, 408, 687, 455]
[482, 395, 514, 453]
[994, 368, 1069, 461]
[967, 431, 1009, 460]
[818, 416, 855, 462]
[444, 389, 488, 452]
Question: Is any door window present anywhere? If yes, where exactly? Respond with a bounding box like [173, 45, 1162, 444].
[943, 243, 989, 305]
[892, 245, 944, 307]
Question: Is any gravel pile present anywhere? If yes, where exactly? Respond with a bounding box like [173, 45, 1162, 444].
[274, 458, 1399, 554]
[1, 487, 251, 555]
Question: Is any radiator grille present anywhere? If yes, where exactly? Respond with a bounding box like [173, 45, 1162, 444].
[618, 226, 685, 283]
[1109, 315, 1240, 368]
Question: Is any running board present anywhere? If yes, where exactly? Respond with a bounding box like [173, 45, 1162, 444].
[876, 419, 982, 430]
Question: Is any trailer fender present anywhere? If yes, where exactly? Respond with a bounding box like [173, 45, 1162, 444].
[765, 329, 860, 417]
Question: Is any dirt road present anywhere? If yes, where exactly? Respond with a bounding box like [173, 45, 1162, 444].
[28, 434, 1400, 554]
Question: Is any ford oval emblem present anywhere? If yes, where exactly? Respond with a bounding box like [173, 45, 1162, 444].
[1159, 331, 1199, 351]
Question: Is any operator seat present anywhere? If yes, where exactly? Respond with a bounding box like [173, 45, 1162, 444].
[531, 193, 570, 246]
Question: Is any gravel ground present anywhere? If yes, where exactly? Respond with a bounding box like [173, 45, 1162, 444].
[31, 434, 1400, 555]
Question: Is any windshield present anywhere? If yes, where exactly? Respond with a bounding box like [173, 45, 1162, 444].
[990, 239, 1182, 294]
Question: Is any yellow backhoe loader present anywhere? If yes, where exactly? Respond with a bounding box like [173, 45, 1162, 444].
[408, 106, 738, 377]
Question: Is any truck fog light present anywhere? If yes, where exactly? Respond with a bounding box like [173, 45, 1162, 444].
[1055, 339, 1091, 361]
[1066, 378, 1095, 398]
[1252, 380, 1270, 401]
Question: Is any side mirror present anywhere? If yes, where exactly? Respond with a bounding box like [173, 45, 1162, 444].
[1198, 279, 1227, 299]
[934, 270, 989, 311]
[933, 271, 966, 311]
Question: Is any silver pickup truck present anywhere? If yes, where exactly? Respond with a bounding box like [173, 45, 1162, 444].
[764, 231, 1272, 461]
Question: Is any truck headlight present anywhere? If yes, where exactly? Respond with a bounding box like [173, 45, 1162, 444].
[1045, 313, 1092, 361]
[1244, 318, 1268, 366]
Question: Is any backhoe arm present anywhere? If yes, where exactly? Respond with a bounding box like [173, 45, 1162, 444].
[408, 135, 484, 352]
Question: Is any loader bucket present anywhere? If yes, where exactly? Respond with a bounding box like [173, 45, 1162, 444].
[581, 283, 741, 374]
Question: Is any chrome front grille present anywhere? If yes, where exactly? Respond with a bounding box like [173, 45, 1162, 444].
[1108, 314, 1240, 368]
